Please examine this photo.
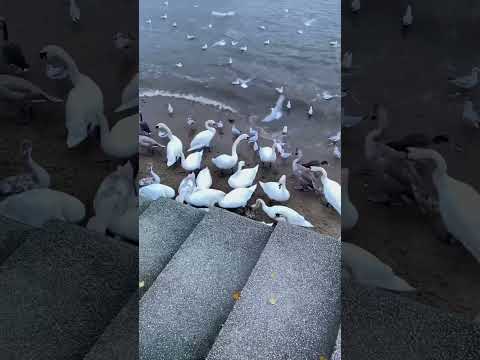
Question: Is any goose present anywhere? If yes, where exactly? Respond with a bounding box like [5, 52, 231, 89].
[341, 168, 358, 231]
[342, 51, 352, 70]
[212, 133, 249, 171]
[87, 162, 136, 235]
[228, 161, 259, 189]
[449, 67, 479, 89]
[97, 113, 138, 158]
[69, 0, 81, 22]
[0, 17, 29, 74]
[181, 150, 203, 172]
[407, 147, 480, 263]
[139, 163, 161, 186]
[115, 72, 139, 112]
[0, 140, 50, 196]
[342, 242, 415, 291]
[351, 0, 360, 13]
[262, 95, 285, 122]
[202, 44, 208, 50]
[311, 166, 341, 215]
[39, 45, 104, 148]
[176, 173, 196, 203]
[189, 120, 217, 151]
[240, 45, 248, 52]
[463, 100, 480, 128]
[292, 149, 317, 191]
[196, 167, 212, 190]
[286, 100, 292, 110]
[155, 123, 183, 166]
[257, 140, 277, 166]
[251, 199, 313, 227]
[218, 184, 257, 209]
[402, 4, 413, 27]
[0, 188, 85, 227]
[167, 103, 174, 115]
[186, 188, 225, 207]
[139, 112, 151, 134]
[139, 135, 164, 154]
[307, 105, 314, 117]
[259, 175, 290, 202]
[139, 183, 175, 201]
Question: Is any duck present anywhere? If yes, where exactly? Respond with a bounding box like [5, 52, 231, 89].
[0, 140, 50, 196]
[449, 67, 479, 89]
[212, 133, 249, 172]
[407, 147, 480, 263]
[138, 163, 161, 187]
[0, 188, 85, 227]
[196, 167, 212, 190]
[218, 184, 257, 209]
[402, 4, 413, 27]
[139, 112, 151, 135]
[189, 120, 217, 151]
[139, 183, 175, 201]
[311, 166, 341, 215]
[0, 17, 29, 74]
[139, 135, 164, 154]
[342, 242, 415, 291]
[257, 140, 277, 167]
[115, 72, 139, 112]
[87, 162, 136, 235]
[155, 123, 183, 167]
[341, 168, 358, 231]
[259, 175, 290, 202]
[97, 113, 138, 158]
[39, 45, 104, 148]
[251, 199, 313, 228]
[176, 173, 196, 203]
[181, 150, 203, 172]
[186, 188, 225, 207]
[228, 161, 259, 189]
[463, 100, 480, 128]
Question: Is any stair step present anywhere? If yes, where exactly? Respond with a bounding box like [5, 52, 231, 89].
[83, 292, 138, 360]
[139, 198, 205, 296]
[0, 221, 137, 360]
[0, 216, 34, 264]
[139, 208, 274, 360]
[139, 195, 152, 215]
[342, 281, 480, 359]
[207, 222, 341, 360]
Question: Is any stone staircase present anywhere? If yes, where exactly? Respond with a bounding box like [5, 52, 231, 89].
[139, 198, 341, 360]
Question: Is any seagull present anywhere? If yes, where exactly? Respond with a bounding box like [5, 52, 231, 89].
[216, 120, 224, 129]
[202, 44, 208, 50]
[463, 100, 480, 128]
[285, 9, 289, 13]
[187, 116, 195, 126]
[258, 25, 266, 30]
[146, 19, 152, 24]
[275, 142, 292, 159]
[186, 34, 196, 40]
[328, 131, 341, 143]
[297, 29, 304, 35]
[351, 0, 360, 13]
[175, 62, 184, 68]
[240, 45, 248, 52]
[322, 91, 334, 100]
[232, 125, 242, 137]
[282, 126, 288, 135]
[449, 67, 480, 89]
[231, 41, 239, 46]
[232, 78, 253, 88]
[228, 57, 233, 65]
[304, 19, 317, 26]
[168, 103, 174, 115]
[329, 40, 340, 47]
[275, 86, 284, 94]
[333, 145, 341, 159]
[212, 39, 227, 47]
[161, 14, 168, 20]
[308, 105, 314, 117]
[262, 95, 285, 123]
[286, 100, 292, 110]
[264, 40, 271, 45]
[164, 1, 169, 5]
[208, 24, 213, 29]
[172, 22, 177, 28]
[249, 128, 259, 143]
[402, 4, 413, 27]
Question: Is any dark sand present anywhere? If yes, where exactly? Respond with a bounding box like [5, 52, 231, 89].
[1, 1, 138, 218]
[139, 95, 341, 238]
[342, 2, 480, 319]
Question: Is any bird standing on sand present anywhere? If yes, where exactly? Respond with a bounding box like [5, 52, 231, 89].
[240, 45, 248, 52]
[168, 103, 174, 115]
[286, 100, 292, 110]
[308, 105, 314, 117]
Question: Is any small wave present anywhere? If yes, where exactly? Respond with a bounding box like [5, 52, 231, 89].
[139, 89, 238, 113]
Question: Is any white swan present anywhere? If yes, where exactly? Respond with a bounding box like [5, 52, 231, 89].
[139, 183, 175, 201]
[407, 147, 480, 263]
[40, 45, 104, 148]
[181, 150, 203, 172]
[196, 167, 212, 190]
[342, 242, 415, 291]
[311, 166, 341, 215]
[115, 73, 138, 112]
[155, 123, 183, 167]
[0, 75, 62, 103]
[228, 161, 259, 189]
[259, 175, 290, 202]
[96, 113, 138, 158]
[176, 173, 196, 203]
[219, 184, 257, 209]
[139, 163, 161, 187]
[212, 133, 249, 171]
[189, 120, 217, 151]
[0, 140, 50, 195]
[341, 168, 358, 231]
[257, 141, 277, 166]
[186, 188, 225, 207]
[252, 199, 313, 228]
[0, 188, 85, 227]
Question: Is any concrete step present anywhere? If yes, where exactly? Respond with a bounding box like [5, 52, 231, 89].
[207, 222, 341, 360]
[83, 292, 138, 360]
[139, 195, 152, 215]
[139, 208, 274, 360]
[342, 281, 480, 360]
[139, 198, 205, 297]
[0, 216, 33, 264]
[0, 221, 137, 360]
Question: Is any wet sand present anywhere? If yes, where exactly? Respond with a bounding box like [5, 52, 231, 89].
[0, 1, 138, 219]
[139, 95, 341, 238]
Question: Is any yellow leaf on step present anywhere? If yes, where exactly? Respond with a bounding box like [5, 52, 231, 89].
[139, 281, 145, 288]
[232, 291, 241, 301]
[268, 296, 277, 305]
[319, 356, 328, 360]
[271, 272, 277, 279]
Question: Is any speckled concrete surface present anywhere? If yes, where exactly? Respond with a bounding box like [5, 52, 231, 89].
[330, 327, 341, 360]
[139, 208, 273, 360]
[342, 281, 480, 360]
[139, 198, 205, 297]
[0, 216, 33, 264]
[84, 292, 138, 360]
[139, 196, 152, 215]
[0, 221, 137, 360]
[206, 222, 341, 360]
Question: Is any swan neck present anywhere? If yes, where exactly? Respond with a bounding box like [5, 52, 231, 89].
[60, 52, 81, 85]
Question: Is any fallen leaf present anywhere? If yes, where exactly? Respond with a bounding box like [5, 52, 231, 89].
[319, 356, 328, 360]
[139, 281, 145, 288]
[271, 272, 277, 279]
[232, 291, 241, 301]
[268, 296, 277, 305]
